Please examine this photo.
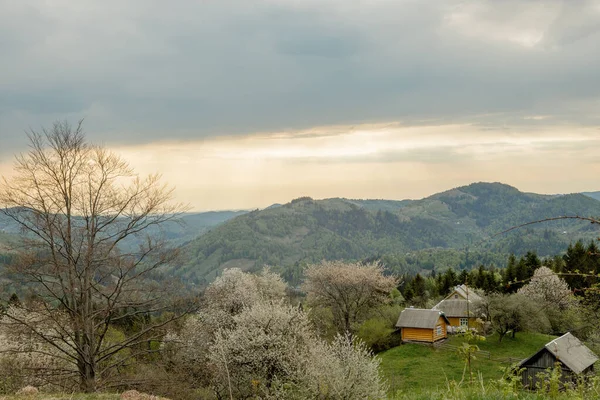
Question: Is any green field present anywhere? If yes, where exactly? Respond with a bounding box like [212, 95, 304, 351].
[0, 333, 577, 400]
[379, 332, 556, 394]
[0, 395, 120, 400]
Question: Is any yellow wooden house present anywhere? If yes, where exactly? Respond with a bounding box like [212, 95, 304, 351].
[433, 284, 482, 329]
[395, 308, 450, 343]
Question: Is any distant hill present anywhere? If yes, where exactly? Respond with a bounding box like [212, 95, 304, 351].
[0, 212, 25, 254]
[0, 209, 247, 254]
[121, 210, 248, 249]
[174, 182, 600, 284]
[582, 191, 600, 202]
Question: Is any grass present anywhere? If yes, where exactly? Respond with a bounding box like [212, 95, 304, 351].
[0, 395, 120, 400]
[475, 332, 555, 358]
[379, 331, 555, 394]
[0, 332, 566, 400]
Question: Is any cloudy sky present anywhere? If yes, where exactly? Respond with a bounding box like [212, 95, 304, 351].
[1, 0, 600, 210]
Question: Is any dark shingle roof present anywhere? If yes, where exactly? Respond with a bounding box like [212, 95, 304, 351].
[396, 308, 450, 329]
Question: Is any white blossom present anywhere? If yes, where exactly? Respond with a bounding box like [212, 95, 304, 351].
[208, 302, 386, 399]
[303, 261, 398, 334]
[0, 304, 76, 391]
[166, 268, 387, 399]
[518, 266, 574, 310]
[162, 267, 288, 381]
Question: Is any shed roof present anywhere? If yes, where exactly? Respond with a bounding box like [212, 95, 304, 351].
[520, 332, 598, 374]
[433, 299, 477, 317]
[396, 308, 450, 329]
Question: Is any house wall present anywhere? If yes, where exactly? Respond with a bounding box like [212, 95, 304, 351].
[526, 349, 557, 369]
[445, 291, 466, 301]
[402, 317, 448, 343]
[402, 327, 433, 342]
[433, 319, 447, 341]
[521, 349, 571, 388]
[446, 317, 477, 327]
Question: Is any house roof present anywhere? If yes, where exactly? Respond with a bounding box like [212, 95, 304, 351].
[433, 299, 477, 318]
[396, 308, 450, 329]
[444, 284, 483, 302]
[519, 332, 598, 374]
[545, 333, 598, 374]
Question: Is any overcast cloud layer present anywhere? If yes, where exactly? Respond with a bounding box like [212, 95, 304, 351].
[1, 1, 599, 209]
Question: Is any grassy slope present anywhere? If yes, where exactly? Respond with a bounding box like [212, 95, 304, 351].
[379, 332, 555, 394]
[0, 333, 586, 400]
[0, 395, 120, 400]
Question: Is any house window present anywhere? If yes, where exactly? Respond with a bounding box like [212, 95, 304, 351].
[454, 294, 458, 299]
[460, 318, 469, 327]
[436, 325, 442, 336]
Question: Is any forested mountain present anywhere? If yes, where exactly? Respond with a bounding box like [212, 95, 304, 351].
[3, 182, 600, 286]
[174, 182, 600, 284]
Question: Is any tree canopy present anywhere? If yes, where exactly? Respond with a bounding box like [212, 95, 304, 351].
[303, 261, 397, 334]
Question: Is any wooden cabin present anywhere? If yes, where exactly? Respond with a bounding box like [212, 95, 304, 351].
[396, 308, 450, 343]
[433, 284, 482, 329]
[518, 332, 598, 389]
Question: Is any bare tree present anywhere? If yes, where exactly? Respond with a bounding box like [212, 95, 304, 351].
[0, 120, 193, 392]
[303, 261, 397, 334]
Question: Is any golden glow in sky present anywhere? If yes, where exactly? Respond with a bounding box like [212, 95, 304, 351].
[2, 1, 600, 212]
[96, 121, 600, 211]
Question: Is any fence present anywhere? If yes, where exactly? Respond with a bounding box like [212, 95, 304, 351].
[438, 343, 491, 359]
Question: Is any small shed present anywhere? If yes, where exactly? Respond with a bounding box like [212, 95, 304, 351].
[396, 308, 450, 343]
[518, 332, 598, 388]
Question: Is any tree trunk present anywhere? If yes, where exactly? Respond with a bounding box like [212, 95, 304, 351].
[79, 361, 96, 393]
[344, 313, 351, 334]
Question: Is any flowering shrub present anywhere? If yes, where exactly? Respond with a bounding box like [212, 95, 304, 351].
[166, 268, 387, 399]
[162, 267, 288, 385]
[209, 302, 387, 399]
[0, 304, 76, 392]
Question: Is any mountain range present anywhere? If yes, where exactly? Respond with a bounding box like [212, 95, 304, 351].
[173, 183, 600, 284]
[2, 182, 600, 285]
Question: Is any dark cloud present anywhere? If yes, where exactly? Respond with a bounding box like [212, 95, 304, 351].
[0, 0, 599, 155]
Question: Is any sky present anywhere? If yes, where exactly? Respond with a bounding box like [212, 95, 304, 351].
[1, 0, 600, 210]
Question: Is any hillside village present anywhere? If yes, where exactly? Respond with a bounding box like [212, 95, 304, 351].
[1, 126, 600, 399]
[1, 129, 600, 398]
[394, 284, 599, 386]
